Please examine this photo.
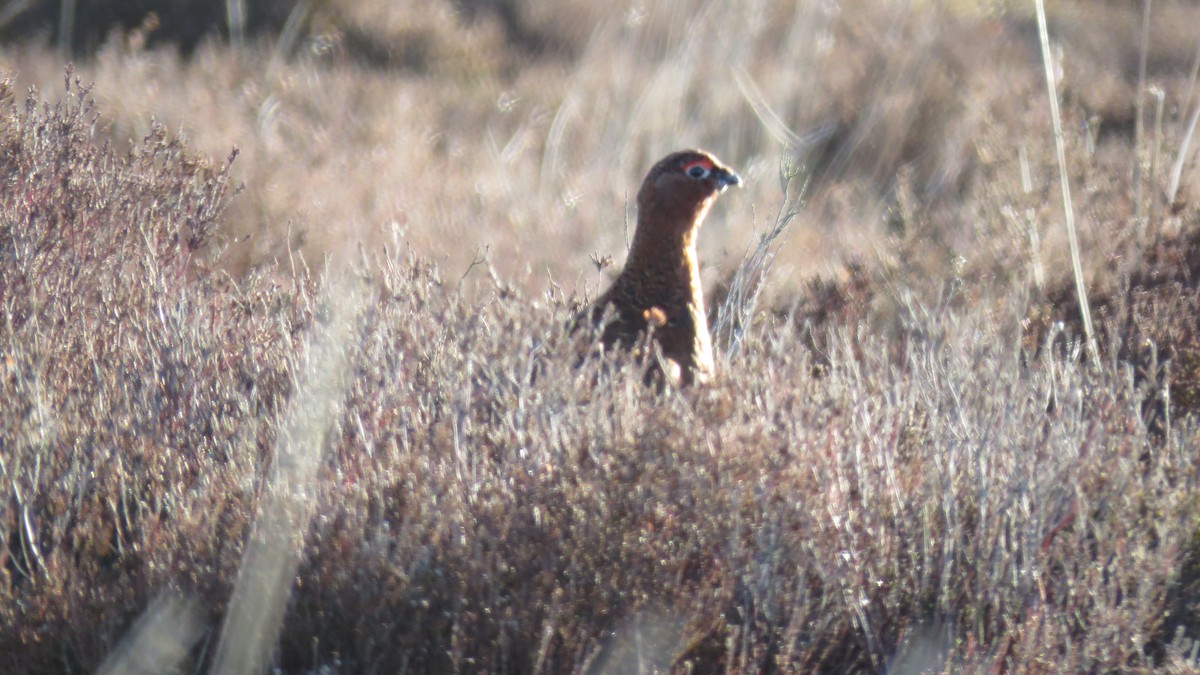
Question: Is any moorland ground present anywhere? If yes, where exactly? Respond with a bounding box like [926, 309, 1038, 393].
[5, 0, 1200, 672]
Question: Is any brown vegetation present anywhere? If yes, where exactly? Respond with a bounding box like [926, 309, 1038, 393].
[4, 0, 1200, 672]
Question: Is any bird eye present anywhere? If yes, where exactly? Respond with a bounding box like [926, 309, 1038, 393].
[685, 164, 710, 179]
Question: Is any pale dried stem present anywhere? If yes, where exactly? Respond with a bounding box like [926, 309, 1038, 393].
[1034, 0, 1099, 369]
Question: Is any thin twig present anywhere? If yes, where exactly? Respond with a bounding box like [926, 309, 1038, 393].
[714, 159, 804, 359]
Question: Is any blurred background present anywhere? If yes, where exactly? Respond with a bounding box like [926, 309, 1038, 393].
[3, 0, 1199, 303]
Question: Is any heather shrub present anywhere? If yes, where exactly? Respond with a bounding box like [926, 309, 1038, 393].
[272, 269, 1197, 672]
[3, 73, 1200, 673]
[0, 73, 304, 669]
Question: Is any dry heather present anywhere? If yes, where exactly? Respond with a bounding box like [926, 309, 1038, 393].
[5, 0, 1200, 673]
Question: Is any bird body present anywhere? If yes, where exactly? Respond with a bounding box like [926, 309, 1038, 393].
[590, 150, 741, 386]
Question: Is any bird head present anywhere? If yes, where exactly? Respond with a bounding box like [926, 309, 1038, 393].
[636, 149, 741, 239]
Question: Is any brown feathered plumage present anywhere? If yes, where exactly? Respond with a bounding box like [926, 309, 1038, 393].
[589, 149, 741, 386]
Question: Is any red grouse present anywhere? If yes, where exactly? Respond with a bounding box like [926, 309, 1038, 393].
[588, 149, 741, 386]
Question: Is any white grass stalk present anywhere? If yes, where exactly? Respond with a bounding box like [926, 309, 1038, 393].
[226, 0, 245, 49]
[1186, 39, 1200, 118]
[1168, 98, 1200, 207]
[1017, 144, 1045, 290]
[1148, 87, 1165, 237]
[1133, 0, 1152, 227]
[1169, 37, 1200, 208]
[734, 67, 806, 149]
[1034, 0, 1099, 370]
[1018, 144, 1032, 194]
[211, 276, 364, 675]
[268, 0, 314, 80]
[95, 595, 202, 675]
[57, 0, 75, 56]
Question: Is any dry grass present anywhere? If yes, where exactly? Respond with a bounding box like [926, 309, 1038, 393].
[5, 0, 1200, 672]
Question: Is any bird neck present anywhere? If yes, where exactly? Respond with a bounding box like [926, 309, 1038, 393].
[626, 199, 711, 278]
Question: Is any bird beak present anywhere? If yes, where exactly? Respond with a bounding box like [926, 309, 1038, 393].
[714, 168, 742, 191]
